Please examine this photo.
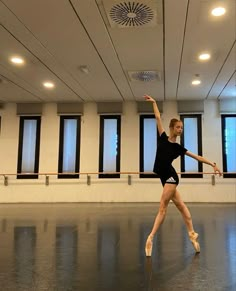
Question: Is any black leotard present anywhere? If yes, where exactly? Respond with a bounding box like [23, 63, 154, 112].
[153, 132, 187, 186]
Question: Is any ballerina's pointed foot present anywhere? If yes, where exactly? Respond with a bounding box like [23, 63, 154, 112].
[189, 231, 200, 253]
[145, 235, 154, 257]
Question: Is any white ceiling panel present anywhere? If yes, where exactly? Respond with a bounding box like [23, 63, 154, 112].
[177, 0, 235, 100]
[1, 0, 125, 101]
[0, 0, 235, 104]
[70, 0, 135, 100]
[208, 42, 236, 99]
[0, 24, 84, 102]
[219, 71, 236, 99]
[164, 0, 188, 100]
[0, 73, 42, 103]
[99, 0, 164, 100]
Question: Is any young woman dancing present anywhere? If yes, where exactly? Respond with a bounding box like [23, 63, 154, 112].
[144, 94, 222, 256]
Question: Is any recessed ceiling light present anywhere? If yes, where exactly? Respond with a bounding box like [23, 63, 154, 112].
[211, 7, 226, 16]
[192, 80, 201, 85]
[199, 53, 211, 61]
[10, 57, 24, 64]
[43, 82, 55, 88]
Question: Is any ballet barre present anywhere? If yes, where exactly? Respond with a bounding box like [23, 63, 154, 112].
[0, 171, 234, 186]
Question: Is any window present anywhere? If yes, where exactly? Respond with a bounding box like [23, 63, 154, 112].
[180, 115, 203, 178]
[17, 116, 41, 179]
[99, 116, 121, 178]
[221, 115, 236, 178]
[58, 116, 81, 178]
[140, 115, 158, 178]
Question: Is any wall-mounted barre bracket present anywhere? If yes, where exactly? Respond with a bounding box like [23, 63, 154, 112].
[45, 175, 49, 186]
[87, 175, 91, 186]
[128, 175, 132, 185]
[211, 174, 215, 186]
[4, 175, 8, 186]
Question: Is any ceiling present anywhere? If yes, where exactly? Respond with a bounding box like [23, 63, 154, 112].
[0, 0, 235, 104]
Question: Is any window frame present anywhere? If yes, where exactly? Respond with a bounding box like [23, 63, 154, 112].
[58, 115, 81, 179]
[99, 115, 121, 178]
[180, 114, 203, 178]
[17, 116, 41, 179]
[221, 114, 236, 178]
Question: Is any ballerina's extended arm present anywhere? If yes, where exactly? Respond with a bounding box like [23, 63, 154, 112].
[144, 94, 164, 136]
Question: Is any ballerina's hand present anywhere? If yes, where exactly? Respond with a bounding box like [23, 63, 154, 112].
[213, 164, 222, 176]
[144, 94, 155, 102]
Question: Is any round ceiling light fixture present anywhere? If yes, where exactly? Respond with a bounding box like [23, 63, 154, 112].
[211, 7, 226, 16]
[192, 80, 201, 85]
[198, 53, 211, 61]
[192, 74, 201, 85]
[43, 82, 55, 89]
[10, 56, 25, 65]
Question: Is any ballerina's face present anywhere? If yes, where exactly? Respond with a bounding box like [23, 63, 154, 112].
[171, 121, 183, 136]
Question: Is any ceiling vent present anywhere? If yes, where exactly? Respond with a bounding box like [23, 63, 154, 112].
[128, 70, 161, 82]
[102, 0, 162, 28]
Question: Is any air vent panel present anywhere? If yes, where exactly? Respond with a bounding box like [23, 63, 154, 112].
[128, 70, 162, 82]
[102, 0, 162, 28]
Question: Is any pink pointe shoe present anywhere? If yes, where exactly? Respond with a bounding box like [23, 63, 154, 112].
[189, 231, 200, 253]
[145, 235, 154, 257]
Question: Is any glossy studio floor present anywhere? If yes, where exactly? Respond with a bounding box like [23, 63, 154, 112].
[0, 203, 235, 291]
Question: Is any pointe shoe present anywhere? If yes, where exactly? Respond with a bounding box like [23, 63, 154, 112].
[189, 231, 200, 253]
[145, 235, 154, 257]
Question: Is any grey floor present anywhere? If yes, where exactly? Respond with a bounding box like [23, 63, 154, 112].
[0, 203, 235, 291]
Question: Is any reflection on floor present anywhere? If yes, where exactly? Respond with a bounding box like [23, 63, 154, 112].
[0, 203, 235, 291]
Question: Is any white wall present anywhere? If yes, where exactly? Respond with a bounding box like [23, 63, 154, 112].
[0, 101, 235, 203]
